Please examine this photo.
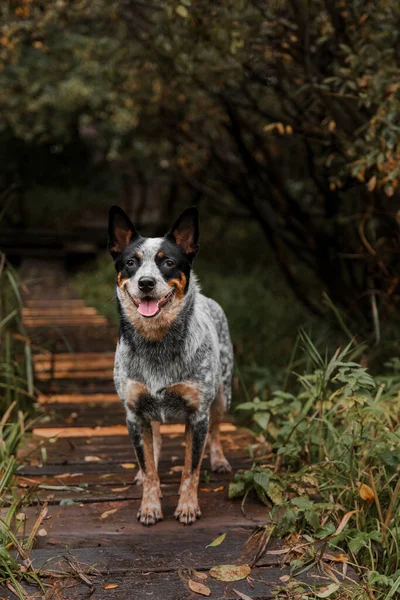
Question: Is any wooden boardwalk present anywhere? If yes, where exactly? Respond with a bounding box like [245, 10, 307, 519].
[2, 260, 355, 599]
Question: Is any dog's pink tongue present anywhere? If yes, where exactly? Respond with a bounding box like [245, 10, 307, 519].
[137, 299, 159, 317]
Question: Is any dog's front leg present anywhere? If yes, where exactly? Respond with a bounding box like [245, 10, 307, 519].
[126, 416, 163, 526]
[174, 414, 209, 525]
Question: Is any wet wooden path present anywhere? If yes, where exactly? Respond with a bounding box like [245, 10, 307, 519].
[2, 260, 354, 599]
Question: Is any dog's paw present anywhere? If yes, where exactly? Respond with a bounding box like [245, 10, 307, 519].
[137, 502, 163, 526]
[174, 501, 201, 525]
[211, 457, 232, 473]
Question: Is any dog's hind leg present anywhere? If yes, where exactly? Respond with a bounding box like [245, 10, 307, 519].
[209, 387, 232, 473]
[134, 421, 162, 488]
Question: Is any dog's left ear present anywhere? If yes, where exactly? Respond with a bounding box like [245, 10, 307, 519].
[166, 207, 199, 262]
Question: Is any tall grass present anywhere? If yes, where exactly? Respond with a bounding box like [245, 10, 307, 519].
[0, 251, 42, 598]
[231, 333, 400, 599]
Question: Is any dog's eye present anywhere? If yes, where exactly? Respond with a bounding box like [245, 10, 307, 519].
[164, 259, 175, 268]
[126, 259, 136, 268]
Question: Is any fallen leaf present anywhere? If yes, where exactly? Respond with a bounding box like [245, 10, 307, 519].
[169, 465, 184, 473]
[102, 583, 119, 590]
[315, 583, 340, 598]
[279, 574, 290, 582]
[209, 564, 251, 582]
[206, 533, 226, 548]
[111, 486, 130, 492]
[37, 528, 47, 536]
[16, 512, 26, 521]
[358, 482, 374, 504]
[101, 508, 118, 519]
[200, 488, 211, 492]
[193, 571, 208, 580]
[232, 590, 253, 600]
[188, 579, 211, 596]
[84, 455, 102, 462]
[120, 463, 136, 469]
[323, 552, 349, 563]
[213, 486, 224, 492]
[334, 510, 357, 536]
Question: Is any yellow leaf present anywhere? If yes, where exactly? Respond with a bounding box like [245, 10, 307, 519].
[84, 455, 102, 462]
[102, 583, 119, 590]
[279, 574, 291, 582]
[206, 533, 226, 548]
[285, 125, 293, 135]
[120, 463, 136, 469]
[176, 5, 189, 18]
[209, 564, 251, 582]
[111, 486, 130, 492]
[37, 528, 47, 537]
[188, 579, 211, 596]
[101, 508, 118, 519]
[358, 482, 375, 504]
[334, 510, 357, 536]
[276, 122, 285, 135]
[367, 175, 377, 192]
[328, 120, 336, 132]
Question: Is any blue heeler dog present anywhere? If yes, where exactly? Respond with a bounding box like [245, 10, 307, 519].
[108, 206, 233, 526]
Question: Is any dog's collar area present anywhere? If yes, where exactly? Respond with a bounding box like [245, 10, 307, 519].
[127, 288, 176, 318]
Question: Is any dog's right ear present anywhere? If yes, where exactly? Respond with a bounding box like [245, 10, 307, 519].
[108, 206, 140, 259]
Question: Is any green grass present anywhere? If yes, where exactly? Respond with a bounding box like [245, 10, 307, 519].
[230, 332, 400, 599]
[0, 251, 44, 598]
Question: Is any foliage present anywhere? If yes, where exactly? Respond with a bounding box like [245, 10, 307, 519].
[0, 253, 36, 415]
[232, 333, 400, 599]
[2, 1, 400, 324]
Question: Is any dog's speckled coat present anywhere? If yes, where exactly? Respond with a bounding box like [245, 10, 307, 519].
[108, 206, 233, 525]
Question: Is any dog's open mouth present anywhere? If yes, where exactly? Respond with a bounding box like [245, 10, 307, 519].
[130, 289, 176, 318]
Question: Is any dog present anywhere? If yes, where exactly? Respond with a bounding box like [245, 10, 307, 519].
[108, 205, 233, 526]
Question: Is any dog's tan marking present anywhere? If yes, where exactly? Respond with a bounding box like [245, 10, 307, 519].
[119, 288, 184, 341]
[166, 382, 200, 410]
[209, 387, 232, 473]
[156, 251, 164, 258]
[167, 273, 187, 300]
[125, 381, 148, 411]
[136, 251, 143, 259]
[135, 421, 162, 486]
[117, 272, 129, 288]
[137, 425, 163, 525]
[174, 424, 204, 525]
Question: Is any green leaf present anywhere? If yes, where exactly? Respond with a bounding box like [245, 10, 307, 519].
[228, 479, 246, 499]
[206, 533, 226, 548]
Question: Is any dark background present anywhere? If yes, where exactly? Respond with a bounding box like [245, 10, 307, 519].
[2, 0, 400, 383]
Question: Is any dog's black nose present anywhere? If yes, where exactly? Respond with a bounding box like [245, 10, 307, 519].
[138, 277, 156, 293]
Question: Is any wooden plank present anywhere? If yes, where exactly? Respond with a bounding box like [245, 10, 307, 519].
[3, 497, 268, 548]
[37, 393, 120, 405]
[28, 534, 285, 572]
[32, 423, 237, 438]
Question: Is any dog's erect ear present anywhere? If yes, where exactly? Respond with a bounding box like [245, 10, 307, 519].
[108, 205, 140, 258]
[166, 207, 199, 261]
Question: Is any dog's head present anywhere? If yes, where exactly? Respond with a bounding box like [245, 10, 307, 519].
[108, 206, 199, 340]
